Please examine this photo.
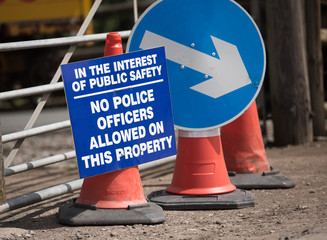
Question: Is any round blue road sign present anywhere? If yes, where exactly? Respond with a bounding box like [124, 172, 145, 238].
[127, 0, 266, 130]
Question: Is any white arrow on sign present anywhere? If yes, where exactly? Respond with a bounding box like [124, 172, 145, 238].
[140, 30, 251, 99]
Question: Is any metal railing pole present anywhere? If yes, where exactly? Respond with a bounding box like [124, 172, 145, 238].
[0, 82, 64, 101]
[5, 151, 76, 176]
[0, 31, 130, 52]
[4, 0, 102, 168]
[0, 155, 176, 214]
[0, 35, 106, 52]
[2, 120, 71, 143]
[0, 179, 84, 214]
[0, 122, 6, 205]
[133, 0, 138, 22]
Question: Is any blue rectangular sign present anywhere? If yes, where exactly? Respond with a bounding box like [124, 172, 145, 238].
[61, 47, 177, 178]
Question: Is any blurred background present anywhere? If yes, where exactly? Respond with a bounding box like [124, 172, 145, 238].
[0, 0, 326, 146]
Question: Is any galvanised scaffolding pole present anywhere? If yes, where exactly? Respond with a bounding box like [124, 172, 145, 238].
[0, 123, 5, 205]
[2, 120, 71, 143]
[4, 0, 102, 168]
[4, 151, 76, 176]
[0, 155, 176, 214]
[0, 31, 130, 52]
[0, 82, 63, 101]
[0, 179, 83, 214]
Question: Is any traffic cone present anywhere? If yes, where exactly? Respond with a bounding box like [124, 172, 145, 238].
[58, 33, 165, 225]
[221, 102, 296, 189]
[148, 129, 255, 210]
[75, 166, 147, 209]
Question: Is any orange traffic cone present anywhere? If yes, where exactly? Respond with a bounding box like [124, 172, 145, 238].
[221, 102, 295, 189]
[75, 166, 147, 209]
[148, 129, 255, 210]
[58, 33, 165, 225]
[166, 130, 235, 195]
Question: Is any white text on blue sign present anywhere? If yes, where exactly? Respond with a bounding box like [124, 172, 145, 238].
[61, 47, 177, 178]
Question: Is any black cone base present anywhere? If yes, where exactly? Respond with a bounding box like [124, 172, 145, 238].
[147, 188, 255, 210]
[58, 199, 165, 226]
[228, 169, 296, 189]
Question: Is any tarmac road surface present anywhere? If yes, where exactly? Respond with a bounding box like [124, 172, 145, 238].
[0, 107, 69, 134]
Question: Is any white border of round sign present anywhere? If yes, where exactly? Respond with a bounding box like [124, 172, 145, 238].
[127, 0, 266, 131]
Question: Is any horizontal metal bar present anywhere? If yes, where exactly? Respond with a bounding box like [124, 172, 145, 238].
[0, 179, 83, 214]
[4, 152, 176, 177]
[0, 155, 176, 214]
[0, 82, 64, 101]
[5, 151, 76, 176]
[2, 120, 71, 143]
[0, 30, 131, 52]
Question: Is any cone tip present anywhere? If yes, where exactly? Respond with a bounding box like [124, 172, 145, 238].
[104, 32, 123, 56]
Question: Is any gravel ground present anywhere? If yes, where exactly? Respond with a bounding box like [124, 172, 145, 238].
[1, 129, 327, 240]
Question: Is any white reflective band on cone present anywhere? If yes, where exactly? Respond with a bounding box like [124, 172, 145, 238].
[178, 128, 220, 138]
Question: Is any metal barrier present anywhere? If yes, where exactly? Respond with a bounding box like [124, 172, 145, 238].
[0, 0, 175, 214]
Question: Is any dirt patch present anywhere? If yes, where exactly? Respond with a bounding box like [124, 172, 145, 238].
[1, 131, 327, 239]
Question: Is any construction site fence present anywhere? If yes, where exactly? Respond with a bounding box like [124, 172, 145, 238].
[0, 0, 176, 215]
